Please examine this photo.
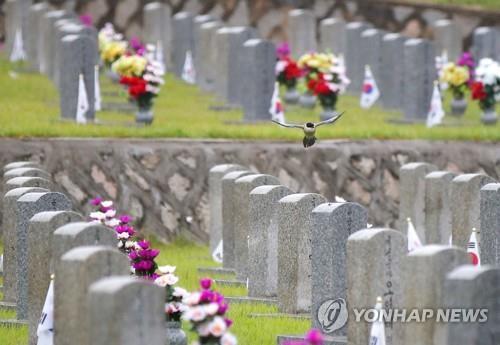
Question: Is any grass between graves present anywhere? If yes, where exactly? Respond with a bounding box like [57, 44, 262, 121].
[0, 237, 309, 344]
[404, 0, 500, 10]
[1, 57, 500, 141]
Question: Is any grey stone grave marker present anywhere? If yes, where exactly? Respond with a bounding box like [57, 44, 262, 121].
[450, 174, 494, 248]
[143, 2, 172, 68]
[319, 18, 345, 55]
[345, 22, 371, 94]
[288, 9, 316, 58]
[278, 193, 327, 314]
[88, 276, 166, 345]
[198, 21, 223, 92]
[360, 28, 384, 89]
[54, 246, 129, 345]
[4, 161, 41, 172]
[221, 170, 254, 269]
[424, 171, 456, 244]
[15, 192, 72, 320]
[60, 34, 97, 122]
[472, 27, 497, 60]
[445, 265, 500, 345]
[193, 14, 214, 81]
[396, 245, 469, 345]
[27, 3, 49, 70]
[2, 187, 49, 303]
[5, 176, 52, 193]
[27, 211, 83, 345]
[433, 19, 462, 61]
[398, 162, 437, 241]
[41, 10, 70, 76]
[381, 33, 406, 110]
[233, 174, 280, 280]
[311, 202, 368, 339]
[347, 228, 406, 345]
[172, 12, 194, 77]
[241, 39, 276, 122]
[248, 185, 293, 298]
[4, 167, 50, 184]
[480, 183, 500, 266]
[209, 164, 245, 253]
[54, 22, 85, 88]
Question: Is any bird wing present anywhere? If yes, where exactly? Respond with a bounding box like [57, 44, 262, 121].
[314, 111, 345, 127]
[271, 120, 303, 129]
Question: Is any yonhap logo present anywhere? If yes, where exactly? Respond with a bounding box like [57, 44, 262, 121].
[317, 298, 348, 333]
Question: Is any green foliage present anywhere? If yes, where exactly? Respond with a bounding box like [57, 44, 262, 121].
[0, 57, 499, 141]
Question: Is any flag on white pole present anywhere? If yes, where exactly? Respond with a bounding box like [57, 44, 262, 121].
[156, 40, 165, 69]
[212, 240, 223, 263]
[181, 50, 196, 84]
[269, 82, 285, 123]
[10, 28, 26, 62]
[368, 296, 386, 345]
[76, 74, 89, 124]
[426, 81, 445, 128]
[360, 65, 380, 109]
[407, 217, 422, 252]
[467, 228, 481, 266]
[37, 279, 54, 345]
[94, 66, 101, 112]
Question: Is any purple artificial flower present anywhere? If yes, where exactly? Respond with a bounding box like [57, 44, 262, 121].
[224, 318, 233, 328]
[138, 248, 160, 260]
[277, 42, 291, 59]
[79, 14, 93, 27]
[200, 278, 212, 290]
[115, 224, 135, 236]
[130, 36, 146, 55]
[137, 239, 150, 250]
[119, 214, 133, 224]
[218, 303, 229, 315]
[129, 250, 139, 260]
[90, 197, 102, 206]
[133, 260, 154, 271]
[304, 329, 323, 345]
[200, 289, 214, 303]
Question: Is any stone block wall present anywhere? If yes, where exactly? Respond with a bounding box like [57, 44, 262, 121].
[1, 138, 498, 243]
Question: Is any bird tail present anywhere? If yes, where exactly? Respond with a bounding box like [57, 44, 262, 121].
[303, 136, 316, 148]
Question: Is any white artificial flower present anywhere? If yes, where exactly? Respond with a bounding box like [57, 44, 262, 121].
[275, 60, 287, 75]
[158, 265, 176, 274]
[208, 316, 227, 337]
[146, 84, 161, 94]
[117, 241, 124, 248]
[101, 200, 113, 208]
[90, 211, 106, 220]
[204, 303, 219, 316]
[154, 273, 179, 287]
[105, 218, 120, 227]
[117, 232, 130, 240]
[105, 209, 116, 218]
[184, 292, 201, 306]
[221, 332, 238, 345]
[183, 306, 206, 322]
[125, 240, 136, 248]
[197, 321, 211, 337]
[173, 287, 188, 299]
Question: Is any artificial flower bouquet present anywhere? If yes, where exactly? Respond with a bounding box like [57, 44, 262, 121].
[306, 61, 350, 111]
[297, 53, 337, 81]
[440, 63, 470, 100]
[276, 57, 302, 90]
[472, 58, 500, 111]
[183, 278, 237, 345]
[154, 265, 186, 322]
[98, 23, 127, 68]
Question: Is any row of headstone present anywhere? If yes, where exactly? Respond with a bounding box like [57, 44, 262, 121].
[398, 161, 500, 265]
[208, 162, 500, 344]
[1, 160, 166, 345]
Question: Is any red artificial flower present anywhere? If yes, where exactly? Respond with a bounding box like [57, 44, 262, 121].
[120, 76, 147, 98]
[314, 79, 331, 96]
[471, 81, 487, 101]
[284, 59, 302, 80]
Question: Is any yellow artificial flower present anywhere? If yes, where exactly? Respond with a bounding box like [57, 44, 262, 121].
[112, 55, 148, 77]
[441, 63, 469, 87]
[101, 41, 127, 65]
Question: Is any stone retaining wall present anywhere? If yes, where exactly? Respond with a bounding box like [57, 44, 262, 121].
[1, 138, 498, 242]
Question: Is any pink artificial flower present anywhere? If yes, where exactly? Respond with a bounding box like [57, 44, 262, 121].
[90, 197, 102, 206]
[304, 329, 323, 345]
[200, 278, 212, 290]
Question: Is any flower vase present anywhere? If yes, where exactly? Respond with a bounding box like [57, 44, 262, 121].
[136, 106, 154, 125]
[320, 105, 337, 122]
[450, 97, 467, 117]
[284, 87, 300, 104]
[299, 92, 317, 109]
[105, 69, 120, 83]
[165, 321, 187, 345]
[481, 106, 498, 125]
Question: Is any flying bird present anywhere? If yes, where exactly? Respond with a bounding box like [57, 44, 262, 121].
[271, 112, 345, 148]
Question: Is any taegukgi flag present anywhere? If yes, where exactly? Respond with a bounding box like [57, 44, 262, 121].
[426, 81, 445, 128]
[212, 240, 223, 263]
[181, 50, 196, 84]
[76, 74, 89, 124]
[37, 279, 54, 345]
[10, 28, 26, 62]
[407, 217, 422, 252]
[360, 65, 380, 109]
[368, 296, 386, 345]
[269, 82, 285, 123]
[467, 228, 481, 266]
[94, 65, 101, 112]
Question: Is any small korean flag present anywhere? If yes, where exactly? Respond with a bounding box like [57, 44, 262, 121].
[76, 74, 89, 124]
[360, 65, 380, 109]
[10, 28, 26, 62]
[426, 81, 445, 128]
[181, 50, 196, 84]
[269, 82, 285, 123]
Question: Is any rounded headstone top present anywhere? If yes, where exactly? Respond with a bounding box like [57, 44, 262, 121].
[312, 201, 366, 215]
[346, 22, 365, 29]
[89, 276, 144, 293]
[222, 170, 253, 181]
[348, 228, 402, 241]
[480, 183, 500, 192]
[3, 161, 41, 172]
[31, 2, 48, 11]
[361, 28, 379, 37]
[17, 191, 69, 204]
[144, 2, 163, 10]
[209, 164, 245, 174]
[408, 244, 466, 257]
[173, 11, 192, 20]
[4, 187, 49, 198]
[475, 27, 491, 34]
[434, 19, 452, 26]
[30, 210, 82, 223]
[290, 9, 308, 16]
[321, 18, 342, 25]
[452, 173, 494, 183]
[201, 21, 222, 30]
[4, 167, 50, 180]
[54, 221, 108, 236]
[279, 193, 326, 204]
[250, 184, 292, 196]
[446, 265, 497, 281]
[383, 32, 403, 41]
[60, 245, 117, 261]
[45, 10, 66, 18]
[425, 171, 456, 180]
[194, 14, 213, 23]
[6, 176, 52, 191]
[400, 162, 436, 171]
[405, 38, 425, 46]
[235, 174, 280, 186]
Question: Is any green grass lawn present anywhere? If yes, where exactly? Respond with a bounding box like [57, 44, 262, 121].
[0, 238, 309, 344]
[406, 0, 500, 10]
[1, 58, 499, 142]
